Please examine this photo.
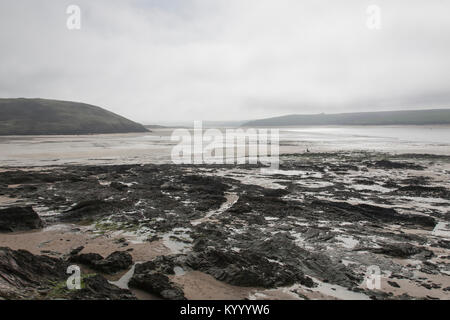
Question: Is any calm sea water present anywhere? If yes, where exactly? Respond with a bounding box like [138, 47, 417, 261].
[0, 126, 449, 167]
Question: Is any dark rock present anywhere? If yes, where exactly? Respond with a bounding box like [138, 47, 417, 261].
[110, 182, 128, 191]
[69, 251, 133, 274]
[134, 256, 176, 275]
[432, 240, 450, 250]
[70, 246, 84, 255]
[93, 251, 133, 274]
[0, 247, 67, 299]
[311, 200, 436, 228]
[369, 160, 424, 170]
[420, 262, 440, 275]
[370, 243, 433, 259]
[0, 206, 43, 232]
[69, 252, 103, 265]
[59, 200, 115, 222]
[396, 185, 450, 198]
[67, 275, 136, 300]
[129, 270, 185, 300]
[0, 247, 134, 300]
[388, 281, 400, 288]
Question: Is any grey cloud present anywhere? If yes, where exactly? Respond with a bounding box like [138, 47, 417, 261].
[0, 0, 449, 123]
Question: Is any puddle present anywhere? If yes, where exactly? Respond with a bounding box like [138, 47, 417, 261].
[336, 235, 359, 249]
[311, 278, 370, 300]
[432, 222, 450, 238]
[260, 169, 322, 179]
[109, 263, 137, 289]
[296, 181, 334, 188]
[162, 227, 193, 254]
[174, 266, 186, 276]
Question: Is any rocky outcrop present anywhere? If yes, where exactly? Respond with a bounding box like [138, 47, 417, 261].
[0, 247, 134, 300]
[311, 200, 436, 229]
[396, 185, 450, 198]
[0, 206, 43, 232]
[66, 275, 135, 300]
[369, 243, 434, 259]
[184, 248, 315, 288]
[0, 247, 67, 299]
[58, 200, 115, 222]
[184, 232, 356, 288]
[129, 262, 186, 300]
[369, 160, 424, 170]
[69, 251, 133, 274]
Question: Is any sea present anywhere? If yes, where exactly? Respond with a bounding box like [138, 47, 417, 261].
[0, 125, 449, 167]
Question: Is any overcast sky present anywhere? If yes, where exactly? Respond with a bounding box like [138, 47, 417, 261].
[1, 0, 449, 123]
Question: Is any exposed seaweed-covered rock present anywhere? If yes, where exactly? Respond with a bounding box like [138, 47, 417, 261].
[0, 206, 43, 232]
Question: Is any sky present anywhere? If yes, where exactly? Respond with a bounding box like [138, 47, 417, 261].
[1, 0, 449, 123]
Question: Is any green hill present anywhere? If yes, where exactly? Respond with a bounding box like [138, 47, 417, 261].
[243, 109, 450, 127]
[0, 98, 148, 135]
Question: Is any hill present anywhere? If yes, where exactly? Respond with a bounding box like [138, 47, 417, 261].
[0, 98, 148, 135]
[243, 109, 450, 127]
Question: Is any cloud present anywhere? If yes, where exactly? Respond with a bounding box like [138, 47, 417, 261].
[1, 0, 449, 123]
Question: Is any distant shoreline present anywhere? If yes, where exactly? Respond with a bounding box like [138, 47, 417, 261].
[243, 109, 450, 127]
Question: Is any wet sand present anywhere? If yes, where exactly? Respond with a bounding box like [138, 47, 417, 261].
[171, 271, 256, 300]
[0, 224, 168, 262]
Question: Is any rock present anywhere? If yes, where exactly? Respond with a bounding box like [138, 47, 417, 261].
[69, 252, 103, 265]
[0, 247, 134, 299]
[129, 271, 185, 300]
[0, 206, 43, 232]
[396, 185, 450, 198]
[369, 160, 424, 170]
[69, 251, 133, 274]
[59, 200, 113, 222]
[388, 281, 400, 288]
[0, 247, 67, 299]
[134, 256, 176, 275]
[93, 251, 133, 274]
[432, 240, 450, 250]
[243, 233, 357, 288]
[420, 261, 440, 275]
[67, 275, 136, 300]
[311, 200, 436, 228]
[110, 182, 128, 191]
[70, 246, 84, 255]
[370, 243, 434, 259]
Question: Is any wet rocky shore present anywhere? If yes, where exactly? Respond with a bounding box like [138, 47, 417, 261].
[0, 152, 449, 300]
